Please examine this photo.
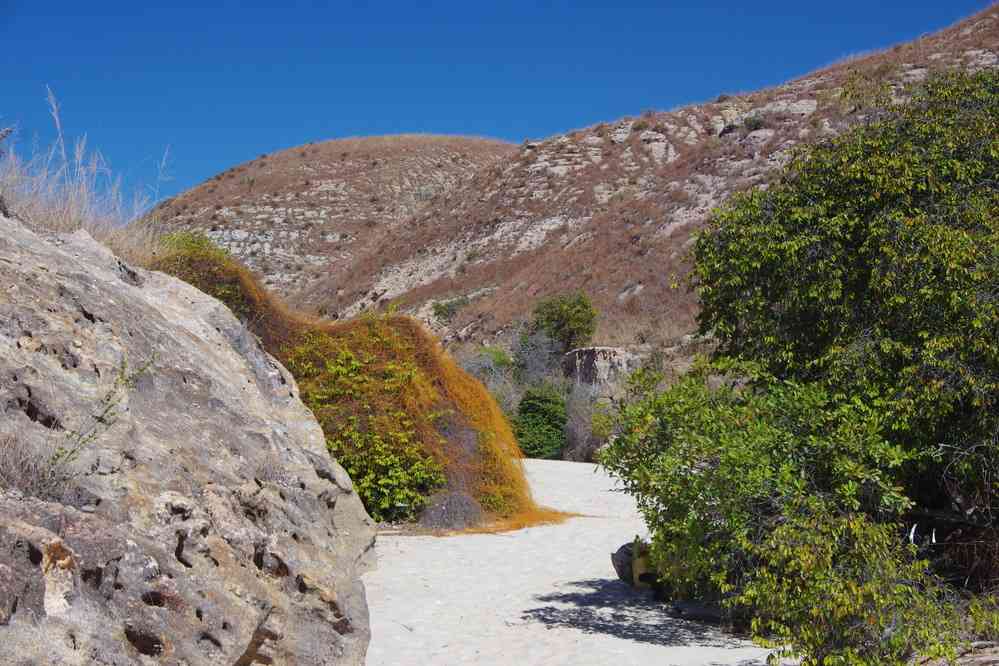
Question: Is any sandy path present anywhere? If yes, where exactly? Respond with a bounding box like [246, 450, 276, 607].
[363, 460, 770, 666]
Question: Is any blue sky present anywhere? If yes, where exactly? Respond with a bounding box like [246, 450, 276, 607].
[1, 1, 991, 202]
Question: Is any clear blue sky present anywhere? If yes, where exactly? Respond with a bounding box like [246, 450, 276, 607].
[2, 1, 991, 202]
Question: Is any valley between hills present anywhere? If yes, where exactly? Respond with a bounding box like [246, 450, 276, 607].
[1, 4, 998, 665]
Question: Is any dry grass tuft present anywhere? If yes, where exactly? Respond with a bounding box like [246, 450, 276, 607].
[0, 434, 74, 501]
[0, 89, 165, 264]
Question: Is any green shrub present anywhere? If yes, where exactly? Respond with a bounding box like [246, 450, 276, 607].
[432, 296, 469, 323]
[744, 505, 960, 665]
[603, 70, 999, 663]
[282, 327, 447, 522]
[694, 69, 999, 588]
[602, 361, 914, 598]
[482, 346, 514, 369]
[600, 360, 960, 663]
[515, 385, 567, 459]
[743, 115, 766, 132]
[531, 292, 597, 353]
[155, 236, 541, 525]
[330, 415, 446, 523]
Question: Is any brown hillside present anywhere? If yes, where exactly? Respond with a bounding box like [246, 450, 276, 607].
[296, 4, 999, 347]
[152, 135, 515, 293]
[155, 5, 999, 349]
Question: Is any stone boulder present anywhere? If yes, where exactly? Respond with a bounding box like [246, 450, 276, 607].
[0, 215, 375, 665]
[610, 542, 635, 584]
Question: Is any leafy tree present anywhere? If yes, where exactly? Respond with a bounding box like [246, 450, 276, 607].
[531, 292, 598, 353]
[515, 385, 567, 459]
[604, 70, 999, 664]
[694, 70, 999, 585]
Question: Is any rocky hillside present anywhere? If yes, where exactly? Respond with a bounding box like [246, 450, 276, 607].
[0, 214, 374, 664]
[155, 6, 999, 349]
[153, 135, 515, 293]
[300, 4, 999, 346]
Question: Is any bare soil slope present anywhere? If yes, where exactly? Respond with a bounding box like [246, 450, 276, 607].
[153, 135, 515, 295]
[300, 5, 999, 346]
[157, 6, 999, 348]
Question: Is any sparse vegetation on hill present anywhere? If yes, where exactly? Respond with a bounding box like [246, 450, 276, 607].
[151, 232, 542, 524]
[284, 4, 999, 348]
[152, 134, 515, 295]
[603, 69, 999, 664]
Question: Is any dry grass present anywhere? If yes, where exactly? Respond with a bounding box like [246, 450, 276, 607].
[0, 434, 73, 501]
[0, 90, 165, 264]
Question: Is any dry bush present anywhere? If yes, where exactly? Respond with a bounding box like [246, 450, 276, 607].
[0, 89, 165, 264]
[457, 346, 522, 415]
[0, 434, 75, 501]
[562, 383, 608, 462]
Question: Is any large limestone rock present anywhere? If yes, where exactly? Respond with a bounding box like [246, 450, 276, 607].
[0, 215, 375, 665]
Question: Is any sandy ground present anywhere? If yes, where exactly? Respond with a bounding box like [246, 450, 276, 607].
[363, 459, 772, 666]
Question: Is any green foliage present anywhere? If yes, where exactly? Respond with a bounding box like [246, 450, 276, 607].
[330, 415, 446, 523]
[482, 346, 514, 369]
[600, 361, 959, 663]
[694, 70, 999, 582]
[744, 506, 960, 665]
[153, 232, 258, 322]
[966, 595, 999, 642]
[589, 402, 614, 442]
[283, 328, 446, 522]
[743, 115, 766, 132]
[514, 385, 567, 459]
[603, 71, 999, 663]
[531, 292, 598, 352]
[432, 296, 470, 322]
[602, 361, 913, 595]
[152, 233, 537, 525]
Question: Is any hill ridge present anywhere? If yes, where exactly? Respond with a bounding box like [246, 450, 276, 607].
[157, 4, 999, 347]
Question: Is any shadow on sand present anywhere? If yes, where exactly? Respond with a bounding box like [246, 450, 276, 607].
[521, 577, 765, 661]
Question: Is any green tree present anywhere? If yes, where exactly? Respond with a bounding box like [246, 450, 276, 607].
[694, 70, 999, 584]
[531, 292, 598, 352]
[603, 70, 999, 664]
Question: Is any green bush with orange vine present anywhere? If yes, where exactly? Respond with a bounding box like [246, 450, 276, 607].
[150, 232, 538, 523]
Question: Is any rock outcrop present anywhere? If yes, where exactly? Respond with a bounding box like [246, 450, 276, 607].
[0, 215, 375, 665]
[563, 347, 642, 399]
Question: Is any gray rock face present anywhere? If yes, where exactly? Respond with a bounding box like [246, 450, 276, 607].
[562, 347, 642, 399]
[0, 215, 375, 664]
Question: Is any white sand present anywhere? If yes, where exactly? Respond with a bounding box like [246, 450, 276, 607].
[363, 459, 771, 666]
